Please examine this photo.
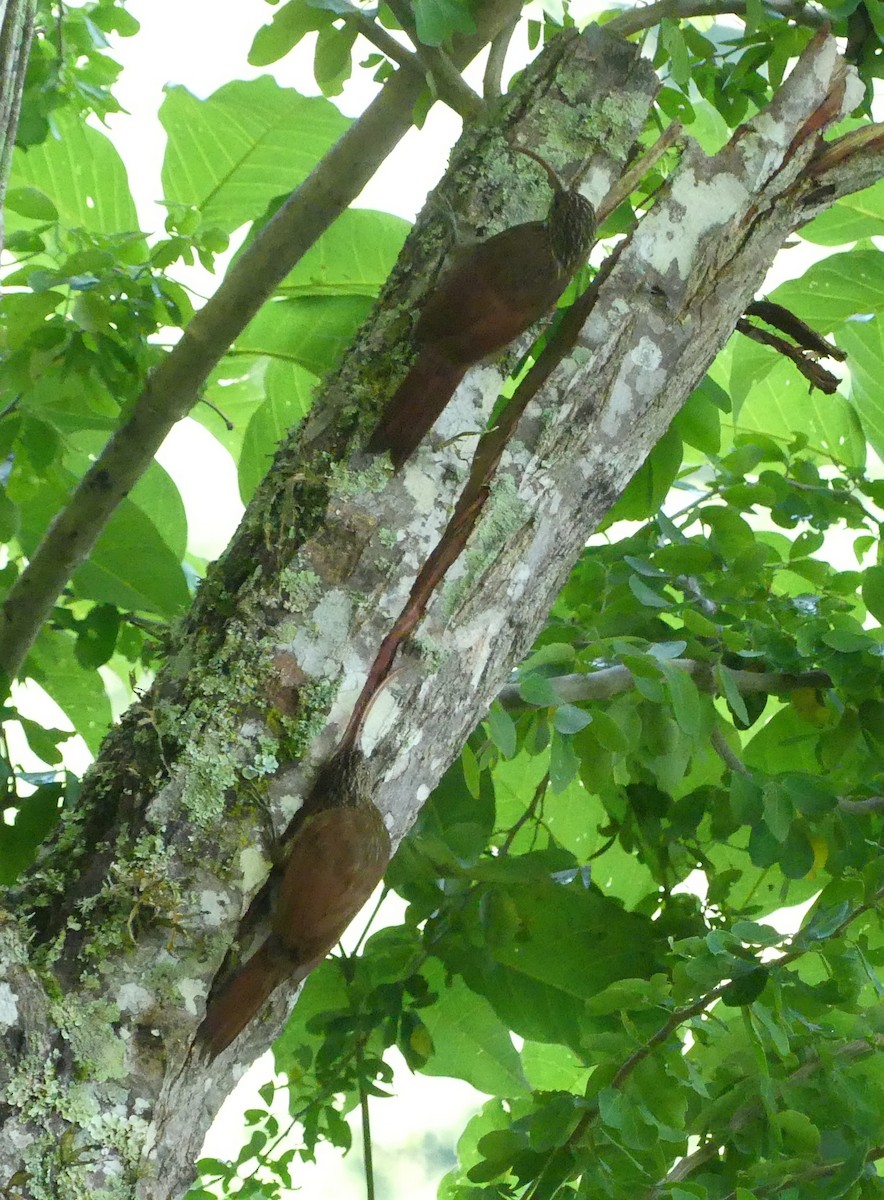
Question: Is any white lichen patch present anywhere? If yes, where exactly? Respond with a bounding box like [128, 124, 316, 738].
[507, 562, 532, 602]
[808, 35, 838, 89]
[630, 336, 663, 375]
[601, 333, 667, 438]
[0, 981, 20, 1028]
[640, 168, 750, 278]
[360, 682, 401, 755]
[198, 888, 229, 928]
[402, 462, 442, 513]
[737, 124, 789, 189]
[239, 846, 271, 899]
[291, 590, 353, 675]
[116, 983, 152, 1016]
[177, 976, 207, 1015]
[841, 67, 865, 116]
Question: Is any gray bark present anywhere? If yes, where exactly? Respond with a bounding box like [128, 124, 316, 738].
[0, 21, 881, 1200]
[0, 0, 35, 254]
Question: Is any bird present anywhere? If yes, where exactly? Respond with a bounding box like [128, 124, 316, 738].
[199, 751, 391, 1059]
[367, 148, 595, 469]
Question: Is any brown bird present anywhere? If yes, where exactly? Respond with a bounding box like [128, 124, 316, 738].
[199, 753, 391, 1059]
[367, 150, 595, 469]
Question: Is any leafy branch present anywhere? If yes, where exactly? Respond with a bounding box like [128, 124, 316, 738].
[524, 885, 884, 1199]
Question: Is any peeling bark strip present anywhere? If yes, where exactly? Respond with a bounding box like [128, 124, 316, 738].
[1, 23, 882, 1200]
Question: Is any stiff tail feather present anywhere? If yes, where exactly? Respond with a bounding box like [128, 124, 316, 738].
[199, 941, 299, 1059]
[367, 346, 467, 469]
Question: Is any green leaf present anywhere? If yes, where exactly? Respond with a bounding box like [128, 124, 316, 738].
[280, 208, 410, 298]
[762, 780, 793, 842]
[731, 920, 783, 946]
[234, 294, 374, 377]
[413, 0, 476, 46]
[4, 186, 59, 221]
[8, 109, 141, 237]
[802, 178, 884, 246]
[659, 661, 704, 739]
[249, 0, 334, 65]
[604, 428, 683, 524]
[720, 966, 768, 1006]
[519, 674, 560, 706]
[718, 665, 749, 726]
[451, 883, 659, 1049]
[549, 730, 579, 792]
[863, 562, 884, 623]
[552, 704, 591, 735]
[26, 630, 113, 755]
[587, 706, 630, 753]
[0, 784, 63, 885]
[237, 361, 316, 502]
[484, 702, 517, 758]
[419, 963, 530, 1096]
[160, 78, 349, 234]
[314, 22, 357, 97]
[661, 20, 691, 88]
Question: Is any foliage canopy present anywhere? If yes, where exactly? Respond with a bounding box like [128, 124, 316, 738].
[1, 2, 883, 1199]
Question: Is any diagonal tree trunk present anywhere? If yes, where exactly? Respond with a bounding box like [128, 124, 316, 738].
[1, 22, 882, 1200]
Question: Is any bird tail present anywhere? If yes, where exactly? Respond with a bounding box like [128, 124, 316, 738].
[199, 942, 295, 1060]
[367, 347, 467, 469]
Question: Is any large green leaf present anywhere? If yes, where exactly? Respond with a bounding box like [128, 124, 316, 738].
[238, 360, 316, 502]
[234, 294, 374, 376]
[11, 467, 189, 619]
[8, 109, 140, 236]
[71, 501, 191, 618]
[451, 884, 659, 1049]
[280, 208, 410, 298]
[160, 77, 350, 233]
[419, 963, 530, 1097]
[836, 318, 884, 462]
[728, 351, 866, 469]
[769, 249, 884, 330]
[26, 629, 113, 755]
[801, 178, 884, 246]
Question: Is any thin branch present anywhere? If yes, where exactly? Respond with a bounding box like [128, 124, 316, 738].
[498, 661, 833, 707]
[838, 794, 884, 813]
[605, 0, 827, 38]
[385, 0, 484, 118]
[595, 119, 683, 220]
[356, 1039, 376, 1200]
[484, 14, 518, 97]
[347, 9, 424, 74]
[499, 772, 549, 854]
[736, 316, 842, 393]
[0, 0, 521, 680]
[711, 725, 749, 774]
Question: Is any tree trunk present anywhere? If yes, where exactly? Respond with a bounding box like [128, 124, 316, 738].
[1, 22, 881, 1200]
[0, 0, 35, 255]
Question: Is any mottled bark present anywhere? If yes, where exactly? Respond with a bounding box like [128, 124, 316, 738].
[0, 23, 881, 1200]
[0, 0, 35, 253]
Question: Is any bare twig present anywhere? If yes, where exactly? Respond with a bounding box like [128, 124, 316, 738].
[385, 0, 484, 118]
[484, 14, 518, 97]
[605, 0, 827, 37]
[498, 661, 834, 708]
[346, 8, 424, 74]
[736, 316, 842, 393]
[711, 725, 749, 773]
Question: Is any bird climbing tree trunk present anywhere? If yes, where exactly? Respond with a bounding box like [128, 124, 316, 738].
[1, 18, 883, 1200]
